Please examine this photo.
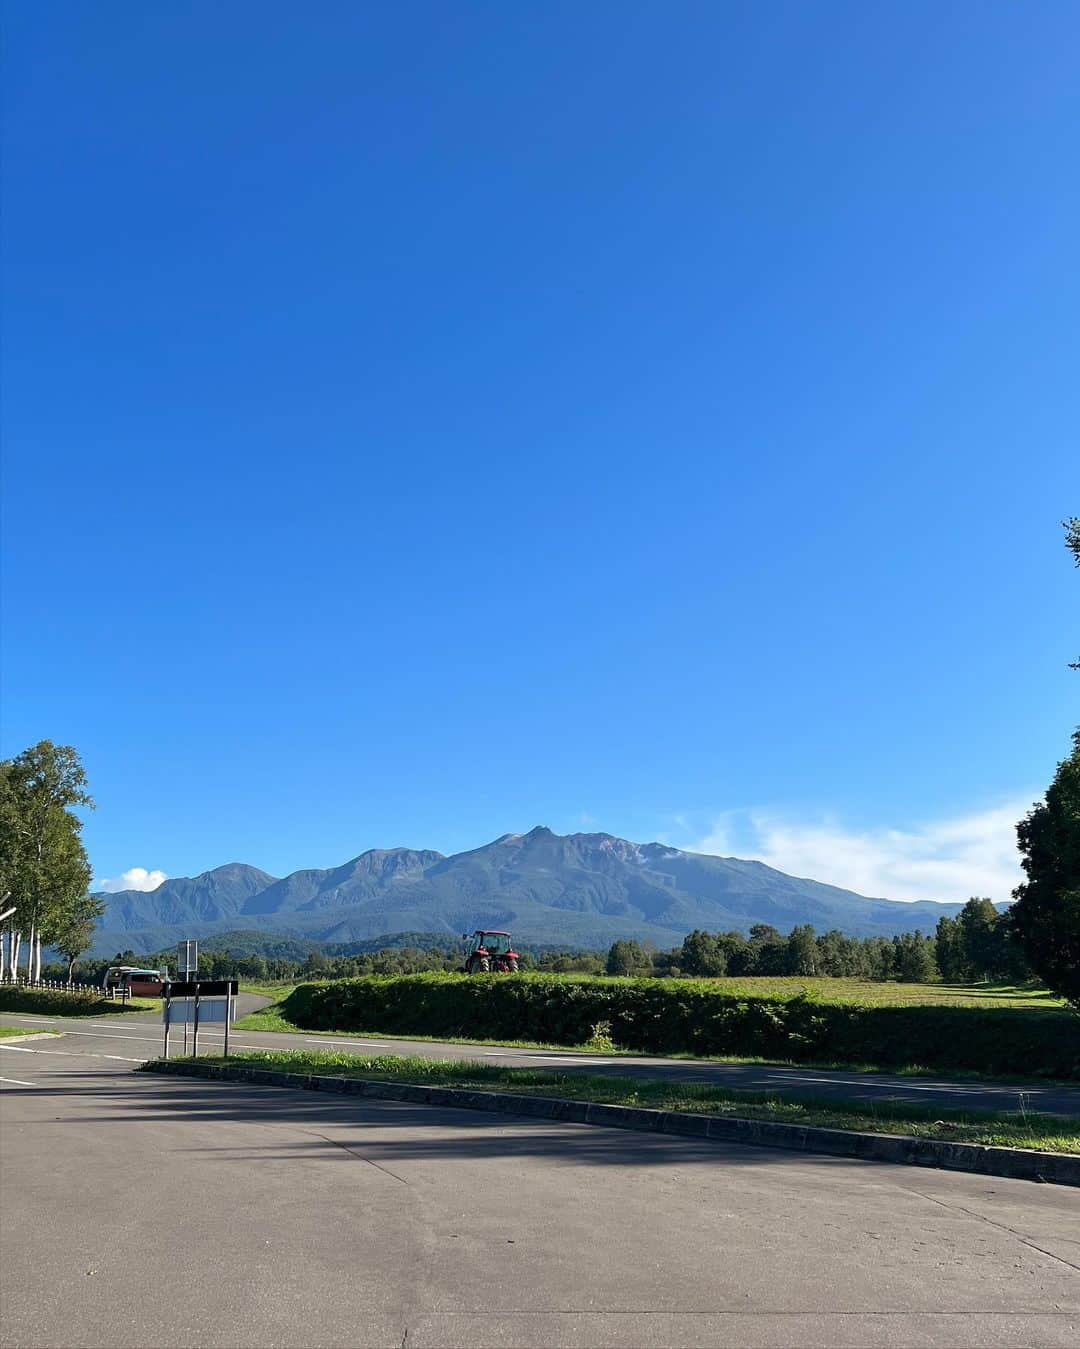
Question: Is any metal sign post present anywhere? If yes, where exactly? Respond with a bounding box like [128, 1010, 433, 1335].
[161, 982, 237, 1058]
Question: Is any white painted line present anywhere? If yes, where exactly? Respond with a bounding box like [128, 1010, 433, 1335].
[0, 1075, 35, 1086]
[303, 1038, 393, 1049]
[521, 1055, 614, 1064]
[1, 1046, 147, 1063]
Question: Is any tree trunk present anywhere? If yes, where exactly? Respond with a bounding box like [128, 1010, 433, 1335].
[9, 931, 20, 980]
[67, 955, 76, 985]
[33, 934, 42, 982]
[25, 922, 35, 981]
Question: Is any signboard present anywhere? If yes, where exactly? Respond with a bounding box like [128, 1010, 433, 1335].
[161, 978, 237, 1058]
[166, 980, 238, 998]
[177, 940, 198, 977]
[164, 998, 234, 1024]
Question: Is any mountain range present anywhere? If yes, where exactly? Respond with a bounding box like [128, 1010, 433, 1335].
[92, 826, 978, 954]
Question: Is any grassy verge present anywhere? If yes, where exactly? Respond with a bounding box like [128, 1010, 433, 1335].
[156, 1049, 1080, 1154]
[0, 1025, 60, 1039]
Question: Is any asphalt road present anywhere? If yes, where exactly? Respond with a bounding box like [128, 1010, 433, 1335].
[2, 1001, 1080, 1117]
[1, 1037, 1078, 1349]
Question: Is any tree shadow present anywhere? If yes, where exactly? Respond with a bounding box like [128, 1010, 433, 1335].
[5, 1069, 883, 1174]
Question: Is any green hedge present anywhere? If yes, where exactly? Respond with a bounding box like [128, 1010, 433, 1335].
[281, 974, 1080, 1079]
[0, 986, 130, 1016]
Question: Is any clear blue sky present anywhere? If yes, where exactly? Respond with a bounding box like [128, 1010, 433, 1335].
[3, 2, 1077, 902]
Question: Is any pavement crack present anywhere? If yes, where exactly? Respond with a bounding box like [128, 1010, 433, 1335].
[897, 1183, 1080, 1274]
[305, 1129, 410, 1185]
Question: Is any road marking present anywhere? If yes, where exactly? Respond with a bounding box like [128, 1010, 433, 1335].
[0, 1075, 35, 1086]
[762, 1072, 1041, 1096]
[522, 1055, 614, 1064]
[1, 1045, 147, 1063]
[303, 1038, 393, 1049]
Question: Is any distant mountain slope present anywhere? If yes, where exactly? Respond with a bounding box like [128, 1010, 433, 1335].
[93, 826, 980, 954]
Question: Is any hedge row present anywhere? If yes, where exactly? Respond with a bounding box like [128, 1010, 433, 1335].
[0, 986, 126, 1016]
[281, 974, 1080, 1079]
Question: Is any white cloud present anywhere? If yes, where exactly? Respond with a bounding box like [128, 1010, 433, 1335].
[690, 801, 1033, 903]
[95, 867, 168, 894]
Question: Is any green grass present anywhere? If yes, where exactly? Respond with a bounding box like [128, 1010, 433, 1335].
[157, 1048, 1080, 1155]
[0, 1024, 60, 1039]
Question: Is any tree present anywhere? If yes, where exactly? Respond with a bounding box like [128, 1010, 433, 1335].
[1009, 731, 1080, 1008]
[53, 891, 105, 983]
[935, 915, 966, 982]
[785, 925, 818, 976]
[679, 930, 728, 977]
[605, 939, 650, 977]
[892, 931, 937, 983]
[0, 742, 93, 980]
[958, 898, 1001, 981]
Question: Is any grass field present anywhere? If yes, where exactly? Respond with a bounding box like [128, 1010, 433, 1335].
[239, 976, 1060, 1012]
[162, 1048, 1080, 1155]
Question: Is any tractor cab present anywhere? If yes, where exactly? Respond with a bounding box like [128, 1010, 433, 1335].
[462, 929, 519, 974]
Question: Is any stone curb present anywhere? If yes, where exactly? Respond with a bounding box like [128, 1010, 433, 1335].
[142, 1060, 1080, 1187]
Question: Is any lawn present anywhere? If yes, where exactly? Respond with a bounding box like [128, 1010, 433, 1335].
[152, 1048, 1080, 1155]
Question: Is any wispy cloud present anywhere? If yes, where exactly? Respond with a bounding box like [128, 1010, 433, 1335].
[687, 801, 1033, 903]
[95, 867, 168, 894]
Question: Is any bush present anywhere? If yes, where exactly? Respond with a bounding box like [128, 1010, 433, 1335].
[0, 985, 131, 1016]
[280, 973, 1080, 1078]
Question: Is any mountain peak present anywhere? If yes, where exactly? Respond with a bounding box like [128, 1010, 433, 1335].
[94, 825, 969, 956]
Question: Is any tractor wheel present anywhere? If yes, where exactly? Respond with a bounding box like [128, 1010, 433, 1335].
[505, 958, 518, 973]
[467, 955, 490, 974]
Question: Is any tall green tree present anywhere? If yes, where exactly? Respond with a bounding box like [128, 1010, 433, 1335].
[605, 939, 650, 977]
[52, 890, 105, 983]
[0, 741, 94, 980]
[1009, 731, 1080, 1008]
[934, 915, 966, 981]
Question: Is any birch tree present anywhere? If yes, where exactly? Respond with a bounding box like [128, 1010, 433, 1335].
[0, 742, 94, 980]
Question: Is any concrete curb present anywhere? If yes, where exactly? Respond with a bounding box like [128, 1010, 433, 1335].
[142, 1060, 1080, 1188]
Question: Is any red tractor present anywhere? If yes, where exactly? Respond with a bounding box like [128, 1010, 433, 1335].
[461, 930, 519, 974]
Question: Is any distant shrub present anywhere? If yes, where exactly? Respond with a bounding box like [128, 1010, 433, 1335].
[280, 973, 1080, 1079]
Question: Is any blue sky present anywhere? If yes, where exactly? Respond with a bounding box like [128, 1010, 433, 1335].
[3, 2, 1076, 903]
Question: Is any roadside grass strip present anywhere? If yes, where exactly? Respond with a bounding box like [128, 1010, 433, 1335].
[145, 1049, 1080, 1155]
[0, 1027, 61, 1041]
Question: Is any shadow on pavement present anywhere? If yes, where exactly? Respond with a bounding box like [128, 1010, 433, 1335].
[5, 1068, 859, 1172]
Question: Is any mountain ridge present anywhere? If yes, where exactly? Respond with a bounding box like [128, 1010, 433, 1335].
[92, 826, 985, 954]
